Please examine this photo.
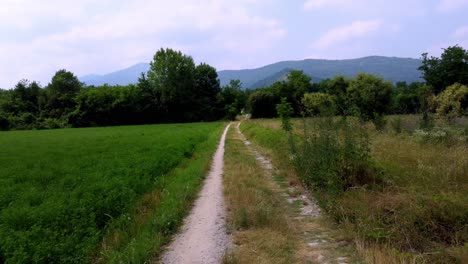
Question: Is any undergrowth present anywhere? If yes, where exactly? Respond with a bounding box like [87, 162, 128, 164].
[241, 116, 468, 263]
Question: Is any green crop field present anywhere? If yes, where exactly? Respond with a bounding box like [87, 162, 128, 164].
[0, 122, 223, 263]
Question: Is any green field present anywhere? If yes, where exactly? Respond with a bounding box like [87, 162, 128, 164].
[0, 122, 223, 263]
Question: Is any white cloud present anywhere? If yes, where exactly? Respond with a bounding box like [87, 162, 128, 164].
[303, 0, 348, 10]
[0, 0, 286, 87]
[303, 0, 428, 16]
[437, 0, 468, 12]
[312, 20, 383, 49]
[453, 26, 468, 38]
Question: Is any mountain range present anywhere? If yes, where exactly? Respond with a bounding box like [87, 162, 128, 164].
[80, 56, 423, 89]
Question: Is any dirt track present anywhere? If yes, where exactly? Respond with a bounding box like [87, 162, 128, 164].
[161, 124, 231, 264]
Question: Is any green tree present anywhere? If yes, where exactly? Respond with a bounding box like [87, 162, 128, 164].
[194, 63, 222, 121]
[147, 48, 196, 122]
[278, 71, 311, 115]
[219, 79, 245, 120]
[419, 45, 468, 94]
[249, 88, 278, 118]
[46, 69, 82, 119]
[302, 92, 336, 116]
[347, 73, 393, 121]
[325, 75, 350, 115]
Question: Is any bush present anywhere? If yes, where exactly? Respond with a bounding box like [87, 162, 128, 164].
[434, 83, 468, 121]
[301, 92, 336, 116]
[292, 117, 381, 194]
[390, 117, 403, 134]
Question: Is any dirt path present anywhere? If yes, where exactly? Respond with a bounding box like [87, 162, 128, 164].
[161, 124, 231, 264]
[236, 122, 360, 264]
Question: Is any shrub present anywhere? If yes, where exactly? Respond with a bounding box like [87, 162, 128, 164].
[292, 117, 381, 194]
[301, 92, 336, 116]
[434, 83, 468, 121]
[390, 117, 403, 134]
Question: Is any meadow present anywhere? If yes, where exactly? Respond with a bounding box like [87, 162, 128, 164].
[240, 115, 468, 263]
[0, 122, 223, 263]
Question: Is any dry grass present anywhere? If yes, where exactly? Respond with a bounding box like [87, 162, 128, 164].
[242, 116, 468, 263]
[223, 124, 296, 264]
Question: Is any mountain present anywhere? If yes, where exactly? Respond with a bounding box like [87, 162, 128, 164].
[81, 63, 150, 86]
[217, 56, 423, 88]
[80, 56, 423, 88]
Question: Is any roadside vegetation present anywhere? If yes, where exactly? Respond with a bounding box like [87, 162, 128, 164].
[0, 122, 223, 263]
[223, 125, 296, 264]
[239, 45, 467, 263]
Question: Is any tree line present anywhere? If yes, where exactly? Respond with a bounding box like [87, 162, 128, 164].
[0, 48, 245, 130]
[1, 46, 467, 130]
[248, 45, 467, 126]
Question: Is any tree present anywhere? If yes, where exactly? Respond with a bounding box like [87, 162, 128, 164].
[219, 79, 245, 120]
[278, 71, 311, 115]
[46, 69, 82, 119]
[434, 83, 468, 120]
[347, 73, 393, 121]
[147, 48, 196, 122]
[249, 89, 278, 118]
[325, 75, 350, 115]
[194, 63, 222, 121]
[419, 45, 468, 94]
[302, 92, 336, 116]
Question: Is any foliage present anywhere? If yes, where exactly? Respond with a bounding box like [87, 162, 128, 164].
[219, 79, 246, 120]
[347, 73, 393, 121]
[0, 48, 233, 130]
[276, 97, 293, 132]
[45, 69, 82, 119]
[419, 45, 468, 94]
[434, 83, 468, 120]
[249, 88, 278, 118]
[241, 117, 468, 263]
[301, 92, 336, 116]
[0, 122, 222, 263]
[292, 117, 379, 194]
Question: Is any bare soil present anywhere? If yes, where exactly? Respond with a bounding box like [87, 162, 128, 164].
[160, 124, 231, 264]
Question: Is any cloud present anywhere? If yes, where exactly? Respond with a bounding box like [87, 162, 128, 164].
[437, 0, 468, 12]
[0, 0, 286, 87]
[303, 0, 347, 10]
[453, 25, 468, 38]
[312, 20, 383, 49]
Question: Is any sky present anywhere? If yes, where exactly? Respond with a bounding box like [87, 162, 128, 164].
[1, 0, 468, 88]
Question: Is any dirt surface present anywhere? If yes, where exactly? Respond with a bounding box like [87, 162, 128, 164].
[161, 124, 231, 264]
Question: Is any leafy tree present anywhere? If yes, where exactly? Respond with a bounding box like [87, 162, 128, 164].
[347, 73, 393, 121]
[147, 48, 196, 122]
[419, 45, 468, 94]
[219, 79, 245, 120]
[277, 71, 311, 114]
[194, 63, 222, 121]
[249, 89, 278, 118]
[302, 92, 336, 116]
[325, 75, 350, 115]
[46, 69, 82, 119]
[276, 97, 293, 132]
[434, 83, 468, 120]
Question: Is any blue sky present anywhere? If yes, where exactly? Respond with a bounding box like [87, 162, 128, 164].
[1, 0, 467, 88]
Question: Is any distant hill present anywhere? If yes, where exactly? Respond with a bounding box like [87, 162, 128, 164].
[80, 63, 150, 86]
[80, 56, 423, 88]
[217, 56, 423, 88]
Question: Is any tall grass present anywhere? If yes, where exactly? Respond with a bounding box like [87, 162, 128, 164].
[223, 126, 295, 264]
[0, 122, 223, 263]
[241, 116, 468, 263]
